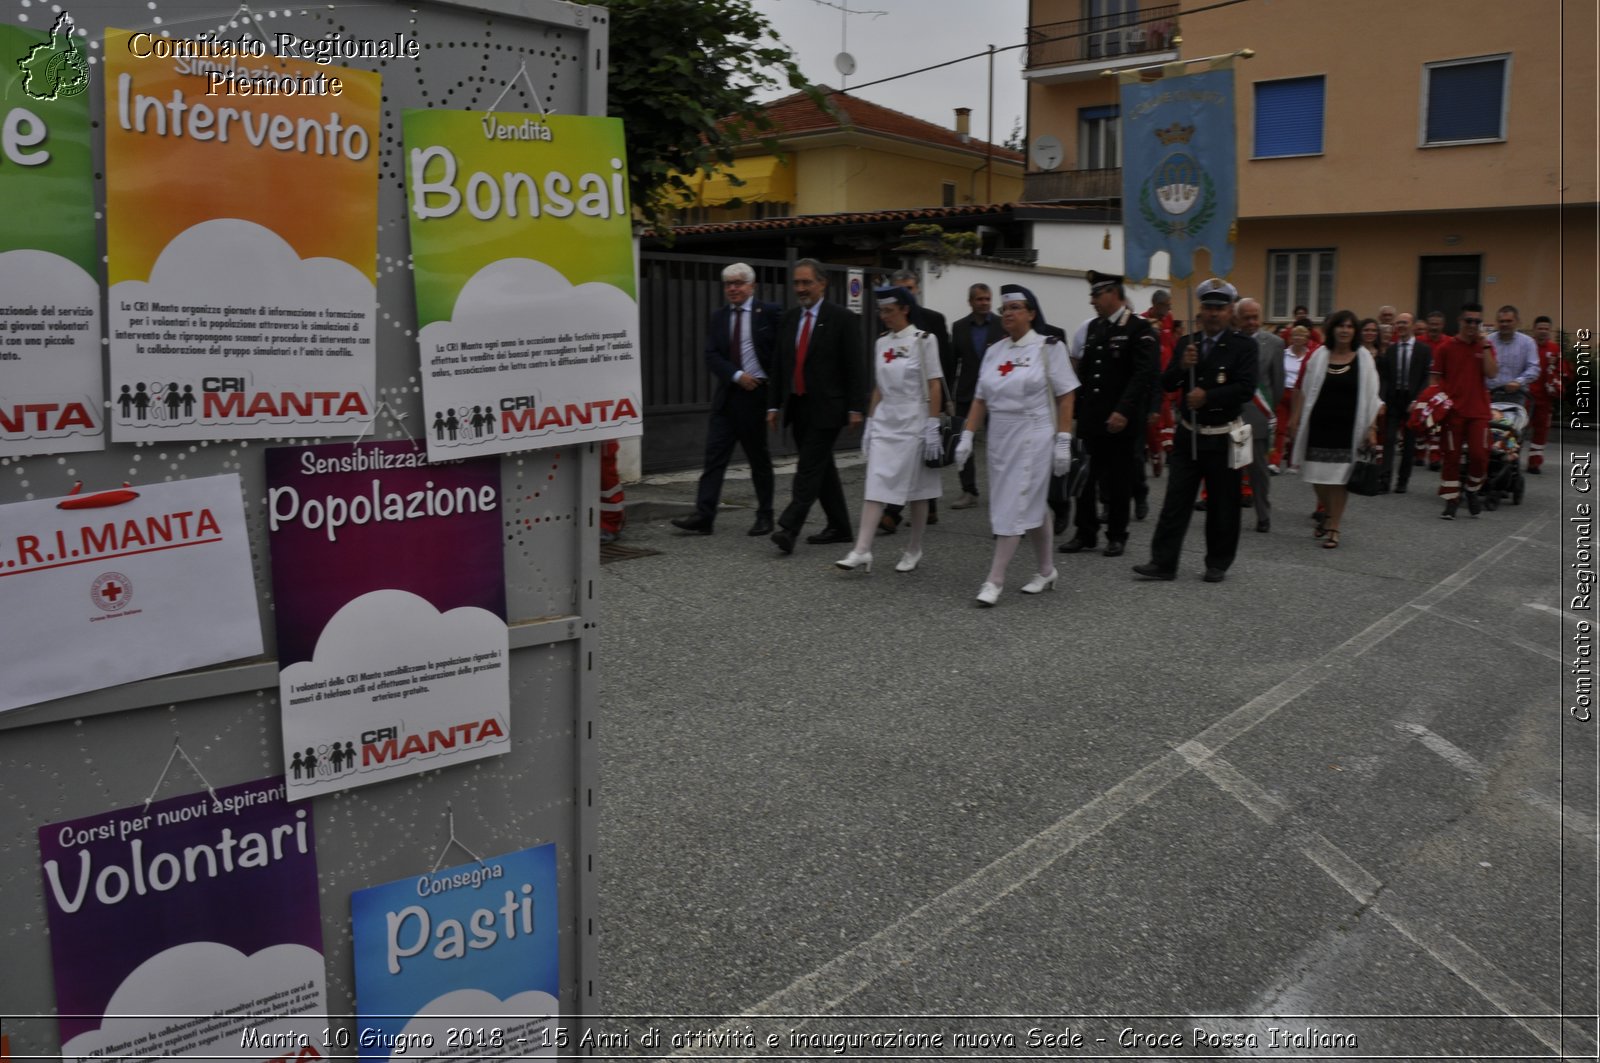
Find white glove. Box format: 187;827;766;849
923;417;944;463
1052;432;1073;477
954;429;975;468
860;418;874;462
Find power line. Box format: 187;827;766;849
819;0;1255;99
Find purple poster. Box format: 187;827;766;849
267;440;509;800
38;777;325;1062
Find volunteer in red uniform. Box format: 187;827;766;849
1430;303;1498;518
1527;315;1562;474
1142;289;1177;476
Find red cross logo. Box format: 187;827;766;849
102;581;123;602
998;361;1016;376
884;351;896;364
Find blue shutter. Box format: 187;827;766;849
1081;105;1119;122
1254;77;1324;158
1426;59;1506;143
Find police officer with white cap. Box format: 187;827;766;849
1133;278;1258;583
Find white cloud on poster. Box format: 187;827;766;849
60;941;325;1062
396;988;561;1059
417;257;636;365
0;247;99;300
110;217;374;308
281;589;505;686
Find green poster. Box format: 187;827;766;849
403;111;641;460
1;16;103;456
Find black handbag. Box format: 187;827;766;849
1347;447;1382;496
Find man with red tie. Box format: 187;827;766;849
769;259;868;554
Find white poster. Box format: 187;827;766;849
0;474;263;713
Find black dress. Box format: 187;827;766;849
1305;360;1359;477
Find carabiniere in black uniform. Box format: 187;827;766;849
1070;303;1159;553
1144;309;1258;578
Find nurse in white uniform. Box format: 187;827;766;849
954;283;1079;605
836;286;946;574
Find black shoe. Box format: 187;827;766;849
927;501;939;525
1528;465;1543;475
1202;567;1227;583
1135;497;1150;521
1053;512;1071;536
1429;461;1442;471
1441;500;1458;520
1394;484;1408;494
1466;491;1482;516
770;527;796;554
1377;484;1391;494
1059;536;1097;554
1414;458;1426;467
1132;562;1176;581
670;515;713;535
876;513;900;536
806;526;852;545
747;515;774;536
1102;540;1126;558
1194;499;1207;512
1256;519;1271;533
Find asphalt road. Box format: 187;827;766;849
596;441;1596;1060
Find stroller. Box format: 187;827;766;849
1481;400;1528;509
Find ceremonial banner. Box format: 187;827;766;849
104;27;379;441
1119;61;1238;282
351;844;560;1061
38;777;325;1063
266;440;510;800
403;112;641;461
0;475;263;714
1;17;104;457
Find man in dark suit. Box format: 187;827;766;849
769;259;868;554
1059;270;1158;558
1234;296;1285;532
946;283;997;508
879;269;951;534
672;262;781;536
1375;311;1432;493
1133;278;1258;584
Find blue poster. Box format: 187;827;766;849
1119;62;1238;282
351;844;559;1061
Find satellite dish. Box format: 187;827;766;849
834;51;857;76
1031;135;1064;171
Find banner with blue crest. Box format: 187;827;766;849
1119;62;1238;282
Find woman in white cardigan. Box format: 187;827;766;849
1286;309;1384;549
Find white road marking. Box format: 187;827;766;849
1395;722;1599;841
1424;605;1562;661
1180;740;1596;1059
661;514;1552;1060
1524;601;1593;625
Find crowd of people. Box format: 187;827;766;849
673;259;1569;603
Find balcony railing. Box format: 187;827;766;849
1027;5;1179;70
1024;168;1122;203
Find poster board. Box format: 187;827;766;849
0;1;607;1055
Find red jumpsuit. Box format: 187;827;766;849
1143;309;1177;472
1432;337;1494;500
1528;339;1562;470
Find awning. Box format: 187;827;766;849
697;155;796;206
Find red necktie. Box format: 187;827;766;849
730;307;743;373
793;310;813;396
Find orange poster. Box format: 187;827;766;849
103;28;379;440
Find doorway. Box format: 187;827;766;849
1416;255;1481;333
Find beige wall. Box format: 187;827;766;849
1226;207;1595;329
791;144;1023;214
1025;0;1597;214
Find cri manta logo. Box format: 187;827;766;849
90;572;132;612
496;395;639;434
